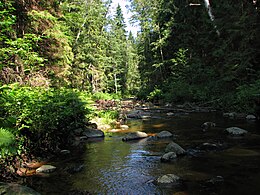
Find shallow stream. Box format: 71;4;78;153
26;110;260;195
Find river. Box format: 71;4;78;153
25;110;260;195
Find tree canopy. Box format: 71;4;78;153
0;0;259;108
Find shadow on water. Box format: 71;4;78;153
26;111;260;195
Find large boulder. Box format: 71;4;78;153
225;127;248;136
156;131;173;138
82;128;105;138
0;182;40;195
165;142;186;155
122;131;148;141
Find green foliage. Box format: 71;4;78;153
1;33;45;67
130;0;259;112
0;84;91;154
96;110;119;125
232;80;260;113
162;80;192;103
92;92;121;101
0;128;17;158
147;87;162;102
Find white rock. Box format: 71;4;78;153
225;127;248;136
166;112;174;116
246;115;256;120
36;165;56;173
120;125;129;130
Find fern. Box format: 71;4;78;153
0;128;17;158
0;128;15;147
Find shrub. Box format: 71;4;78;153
96;110;119;125
0;84;91;155
147;87;162;102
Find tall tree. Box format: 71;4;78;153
62;0;111;91
107;4;128;94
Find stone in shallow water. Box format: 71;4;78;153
120;125;129;130
198;142;226;151
82;128;105;138
156;130;173;138
36;165;56;173
165;142;186;155
246;114;256;120
161;152;177;162
0;182;40;195
225;127;248;136
122;131;148;141
156;174;180;184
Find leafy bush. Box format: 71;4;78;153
0;84;91;155
96;110;119;125
233;79;260;113
162;80;192;103
147;87;162;102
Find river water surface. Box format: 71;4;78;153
27;110;260;195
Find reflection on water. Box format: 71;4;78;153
73;137;163;194
28;112;260;195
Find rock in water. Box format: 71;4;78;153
201;122;216;131
161;152;177;162
82;128;105;138
246;115;256;120
36;165;56;173
120;125;129;130
165;142;186;155
0;182;40;195
156;174;180;184
122;131;148;141
156;131;173;138
225;127;248;136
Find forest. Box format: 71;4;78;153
0;0;259;183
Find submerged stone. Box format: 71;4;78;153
225;127;248;136
156;130;173;138
161;152;177;162
122;131;148;141
156;174;181;184
0;182;40;195
201;122;216;131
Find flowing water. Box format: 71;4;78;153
26;110;260;195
